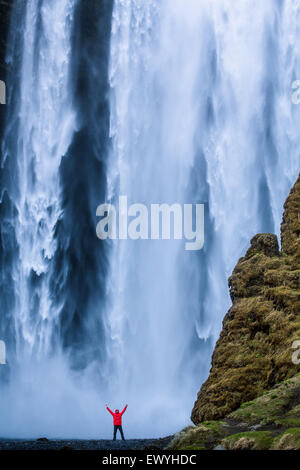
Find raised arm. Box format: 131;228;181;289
121;404;128;416
106;405;114;416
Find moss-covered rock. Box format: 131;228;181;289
167;421;226;450
272;428;300;450
222;431;274;450
229;374;300;425
168;374;300;450
191;174;300;424
281;176;300;261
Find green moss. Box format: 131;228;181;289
276;418;300;427
167;421;226;450
272;428;300;450
201;420;224;431
240;401;255;409
181;445;206;451
229;375;300;425
222;431;273;450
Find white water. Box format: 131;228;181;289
13;0;77;358
0;0;80;438
0;0;299;438
105;0;300;437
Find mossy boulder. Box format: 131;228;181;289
272;428;300;450
245;233;279;260
167;421;226;450
222;431;274;450
170;373;300;451
229;374;300;425
191;174;300;424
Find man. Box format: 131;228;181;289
106;404;128;441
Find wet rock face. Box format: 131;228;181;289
0;0;13;74
191;174;300;425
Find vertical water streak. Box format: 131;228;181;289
0;0;82;438
12;0;77;359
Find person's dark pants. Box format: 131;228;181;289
113;425;125;440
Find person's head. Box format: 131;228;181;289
115;409;119;414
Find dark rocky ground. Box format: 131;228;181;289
0;435;174;451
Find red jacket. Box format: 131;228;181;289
106;405;127;426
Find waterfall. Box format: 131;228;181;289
105;0;300;436
0;0;299;438
14;0;77;358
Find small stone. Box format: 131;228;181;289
250;424;262;431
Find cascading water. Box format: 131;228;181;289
14;0;77;359
105;0;300;436
0;0;299;438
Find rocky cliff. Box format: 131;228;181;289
191;173;300;424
